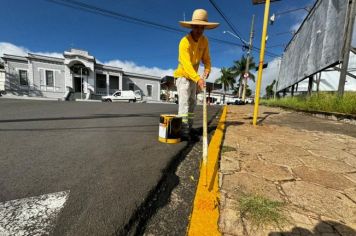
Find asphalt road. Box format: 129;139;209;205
0;99;221;236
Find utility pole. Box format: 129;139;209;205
242;15;255;102
338;0;356;96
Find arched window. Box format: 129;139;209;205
70;63;89;75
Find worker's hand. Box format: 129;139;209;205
197;78;206;91
202;72;209;81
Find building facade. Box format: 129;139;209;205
0;62;5;92
1;49;161;101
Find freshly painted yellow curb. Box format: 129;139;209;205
187;106;227;236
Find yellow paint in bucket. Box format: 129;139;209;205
158;114;182;144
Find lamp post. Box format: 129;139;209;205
242;15;255;102
252;0;278;126
222;30;249;98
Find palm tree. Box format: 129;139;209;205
215;67;235;104
230;55;256;98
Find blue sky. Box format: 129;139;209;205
0;0;315;88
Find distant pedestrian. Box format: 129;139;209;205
174;9;219;141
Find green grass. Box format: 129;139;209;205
261;92;356;115
239;194;287;229
221;145;237;153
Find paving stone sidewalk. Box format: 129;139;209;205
219;105;356;236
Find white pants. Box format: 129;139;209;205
176;77;196;133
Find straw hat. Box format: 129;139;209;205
179;9;219;30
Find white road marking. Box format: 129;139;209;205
0;191;69;236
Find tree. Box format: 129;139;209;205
215;67;235;104
230;55;256;97
265;80;276;99
232;87;239;95
245;84;252;97
234;84;252;97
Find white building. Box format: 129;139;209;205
1;49;161;101
0;62;5;92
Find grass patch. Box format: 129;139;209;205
261;92;356;115
221;145;237;153
239;194;287;229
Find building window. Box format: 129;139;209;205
96;74;106;88
128;83;135;91
46;70;54;87
19;70;28;86
109;75;119;90
147;84;152;97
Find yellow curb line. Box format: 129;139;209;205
187;105;227;236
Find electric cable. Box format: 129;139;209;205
207;0;279;57
46;0;279;58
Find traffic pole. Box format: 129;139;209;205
253;0;270;126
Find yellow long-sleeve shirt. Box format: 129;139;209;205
173;34;211;83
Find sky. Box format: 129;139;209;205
0;0;344;95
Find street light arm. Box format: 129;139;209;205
275;6;310;16
223;31;249;45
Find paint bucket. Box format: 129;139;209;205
158;114;182;144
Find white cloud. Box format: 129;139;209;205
290;22;302;33
105;59;175;78
0;42;64;58
105;59;222;82
1;42;222;82
0;42;29;57
36;52;64;58
248;57;281;96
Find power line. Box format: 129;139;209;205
46;0;279;58
47;0;183;34
207;0;279;58
46;0;251;49
208;0;246;45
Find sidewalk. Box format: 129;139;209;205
219;105;356;236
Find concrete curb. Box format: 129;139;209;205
187;106;227;236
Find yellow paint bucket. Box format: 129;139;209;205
158;114;182;144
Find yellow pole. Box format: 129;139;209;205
253;0;270;126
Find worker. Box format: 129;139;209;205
174;9;219;141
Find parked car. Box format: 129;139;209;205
102;90;141;102
234;99;245;105
134;90;143;102
245;97;254;104
226;97;240;105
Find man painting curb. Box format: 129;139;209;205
174;9;219;141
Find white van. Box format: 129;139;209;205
102;90;142;102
